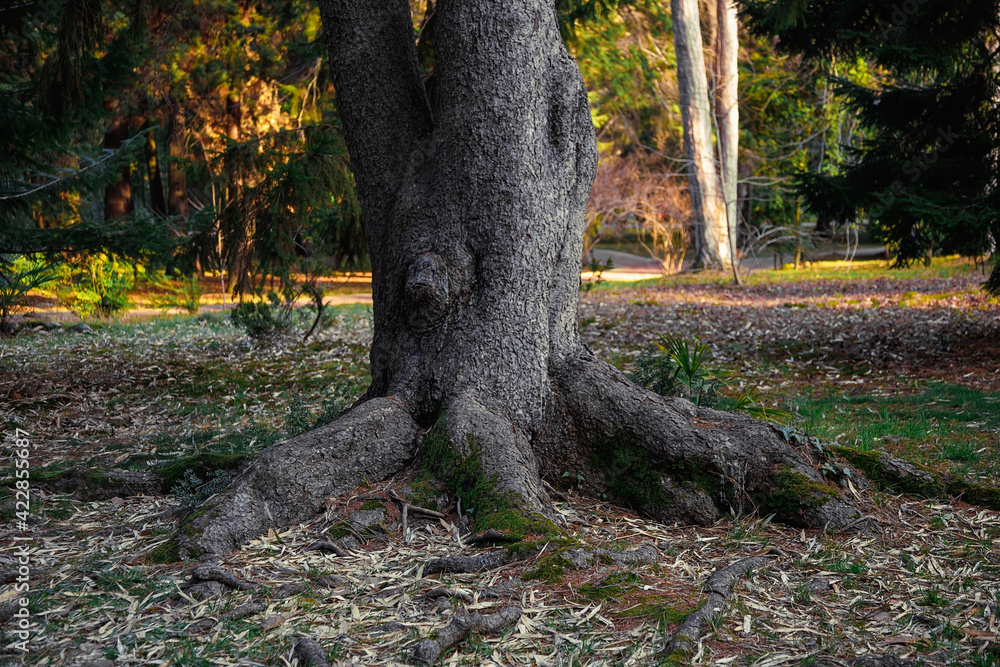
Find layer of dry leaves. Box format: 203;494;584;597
1;262;999;666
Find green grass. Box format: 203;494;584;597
791;381;1000;482
581;255;986;292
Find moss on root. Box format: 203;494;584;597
147;539;181;564
578;572;642;602
766;468;840;519
522;551;574;584
614;597;697;626
831;445;1000;510
420;417;560;541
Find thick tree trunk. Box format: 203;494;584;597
672;0;730;268
103;102;133;221
715;0;739;255
144;122;167;217
167;108;189;220
177;0;857;558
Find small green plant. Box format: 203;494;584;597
230;292;293;340
150;270;204;314
632;333;721;406
919;586;948;608
60;253;139;317
582;254;614;292
0;254;60;334
173;469;230;508
792;584;812;604
829;557;864;575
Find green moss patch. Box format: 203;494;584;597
614;597;698;627
522;552;574;584
579;572;641;602
766;467;839;519
831;445;1000;510
588;437;671;511
420;419;560;541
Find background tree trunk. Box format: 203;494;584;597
177;0;857;558
672;0;730;268
144;122;167;217
166;108;189;220
715;0;739;257
103;101;133;221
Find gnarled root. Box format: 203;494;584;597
412;606;522;664
542;352;861;530
176;397;421;557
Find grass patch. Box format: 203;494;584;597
792;382;1000;483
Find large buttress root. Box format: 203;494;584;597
542;352;861;529
423;394;554;535
176;397;421;557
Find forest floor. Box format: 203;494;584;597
1;257;999;666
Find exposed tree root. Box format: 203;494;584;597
29;467;161;501
661;553;774;658
831;446;1000;510
176;397;421;557
182;562;255;600
411;606;522;664
185;602;267;635
305;539;354;557
543;352;862;529
293;636;331;667
424;548;531;575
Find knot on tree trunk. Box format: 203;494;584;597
405;252;450;333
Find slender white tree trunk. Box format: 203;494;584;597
672;0;730;268
715;0;739;259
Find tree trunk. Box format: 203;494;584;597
144;122;167;217
103;102;133;221
715;0;739;257
177;0;857;558
672;0;730;268
167;108;189;220
223;93;252;295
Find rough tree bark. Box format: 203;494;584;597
672;0;730;268
177;0;857;558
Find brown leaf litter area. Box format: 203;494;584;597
581;272;1000;392
1;268;998;665
3;478;1000;666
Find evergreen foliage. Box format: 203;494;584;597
741;0;1000;290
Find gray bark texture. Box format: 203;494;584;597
176;0;858;558
672;0;730;268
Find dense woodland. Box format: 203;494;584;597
3;0;996;309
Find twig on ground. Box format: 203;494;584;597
662;553;773;657
412;606;522;664
306;540;352;557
